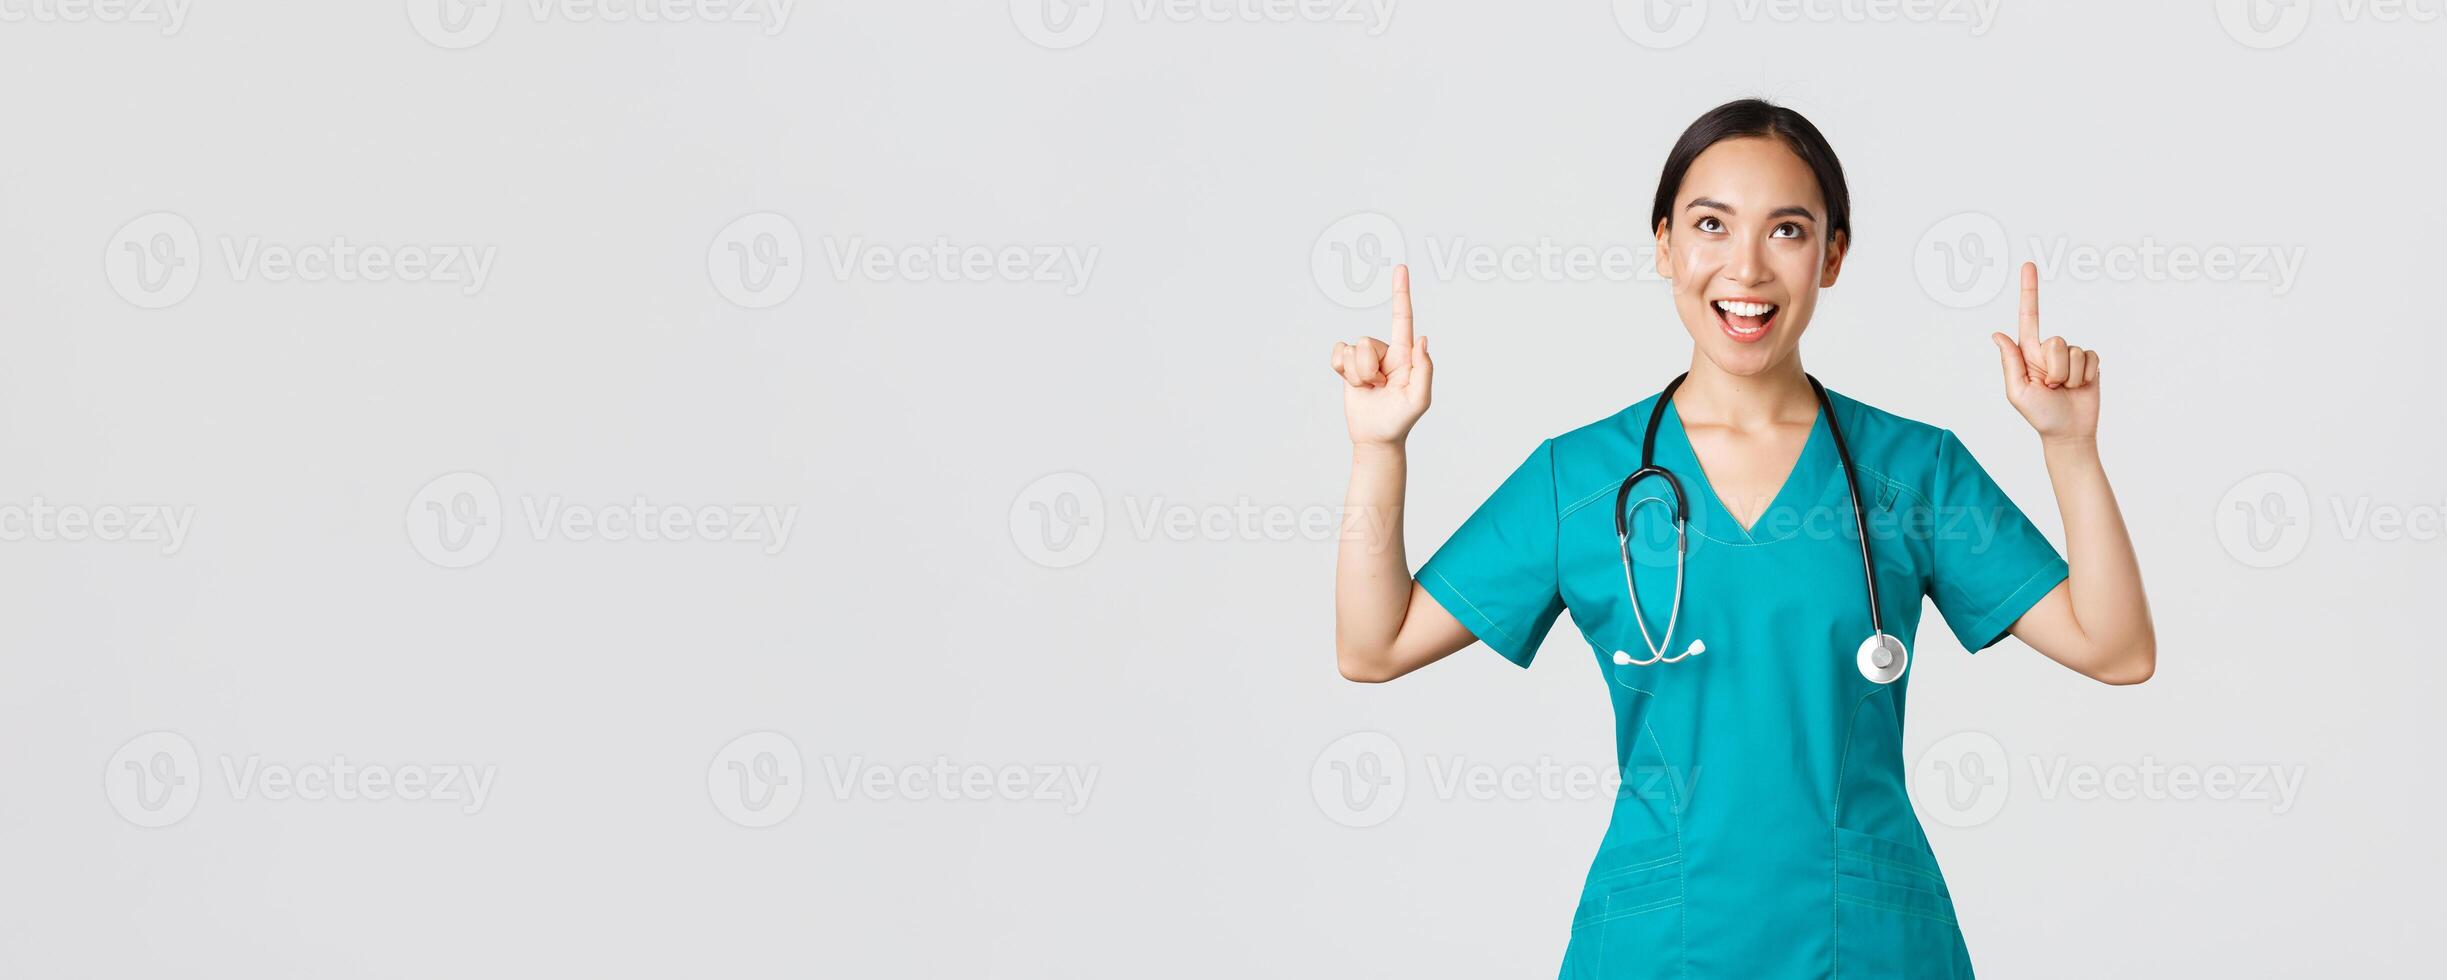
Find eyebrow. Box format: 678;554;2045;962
1685;197;1819;222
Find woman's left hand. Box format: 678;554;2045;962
1990;261;2101;442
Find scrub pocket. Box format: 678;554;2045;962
1831;826;1974;979
1561;832;1685;980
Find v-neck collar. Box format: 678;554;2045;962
1654;393;1842;545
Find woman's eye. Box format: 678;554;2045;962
1696;216;1724;233
1772;222;1804;239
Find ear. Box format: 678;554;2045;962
1653;218;1677;281
1819;229;1848;288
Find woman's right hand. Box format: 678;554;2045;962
1328;264;1434;447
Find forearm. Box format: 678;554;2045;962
1334;443;1413;670
2040;435;2156;678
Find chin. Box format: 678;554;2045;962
1701;346;1783;377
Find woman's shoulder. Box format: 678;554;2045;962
1818;386;1966;501
1544;393;1665;463
1526;395;1668;514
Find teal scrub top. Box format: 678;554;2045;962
1416;386;2068;980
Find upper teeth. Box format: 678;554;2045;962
1716;300;1775;317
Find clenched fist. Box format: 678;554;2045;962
1329;264;1434;447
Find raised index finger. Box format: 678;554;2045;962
2017;261;2041;352
1390;264;1414;347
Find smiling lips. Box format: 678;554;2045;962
1713;298;1778;343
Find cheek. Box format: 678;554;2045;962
1670;245;1726;287
1777;243;1826;279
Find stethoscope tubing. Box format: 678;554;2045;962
1611;372;1888;672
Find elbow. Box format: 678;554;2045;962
1335;645;1396;684
2093;637;2156;686
1339;663;1395;684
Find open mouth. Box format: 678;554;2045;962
1712;298;1778;343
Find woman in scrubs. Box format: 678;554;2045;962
1326;99;2156;979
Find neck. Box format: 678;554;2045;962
1675;352;1815;429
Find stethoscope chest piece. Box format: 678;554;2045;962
1856;633;1908;685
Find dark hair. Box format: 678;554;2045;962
1649;99;1851;246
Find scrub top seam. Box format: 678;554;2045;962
1959;558;2070;653
1560;471;1850;550
1829;686;1881;980
1545;439;1563;630
1639;717;1692;980
1683;474;1846;548
1559;481;1619;522
1425;569;1518;648
1666;397;1836;547
1849;462;1926;510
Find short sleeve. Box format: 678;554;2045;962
1927;430;2070;652
1415;440;1567;668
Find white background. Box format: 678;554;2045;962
2;1;2439;976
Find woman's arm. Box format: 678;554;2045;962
1329;266;1476;683
1988;262;2157;685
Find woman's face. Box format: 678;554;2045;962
1653;136;1847;378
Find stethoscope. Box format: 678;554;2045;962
1610;372;1910;685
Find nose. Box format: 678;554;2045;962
1723;231;1771;287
